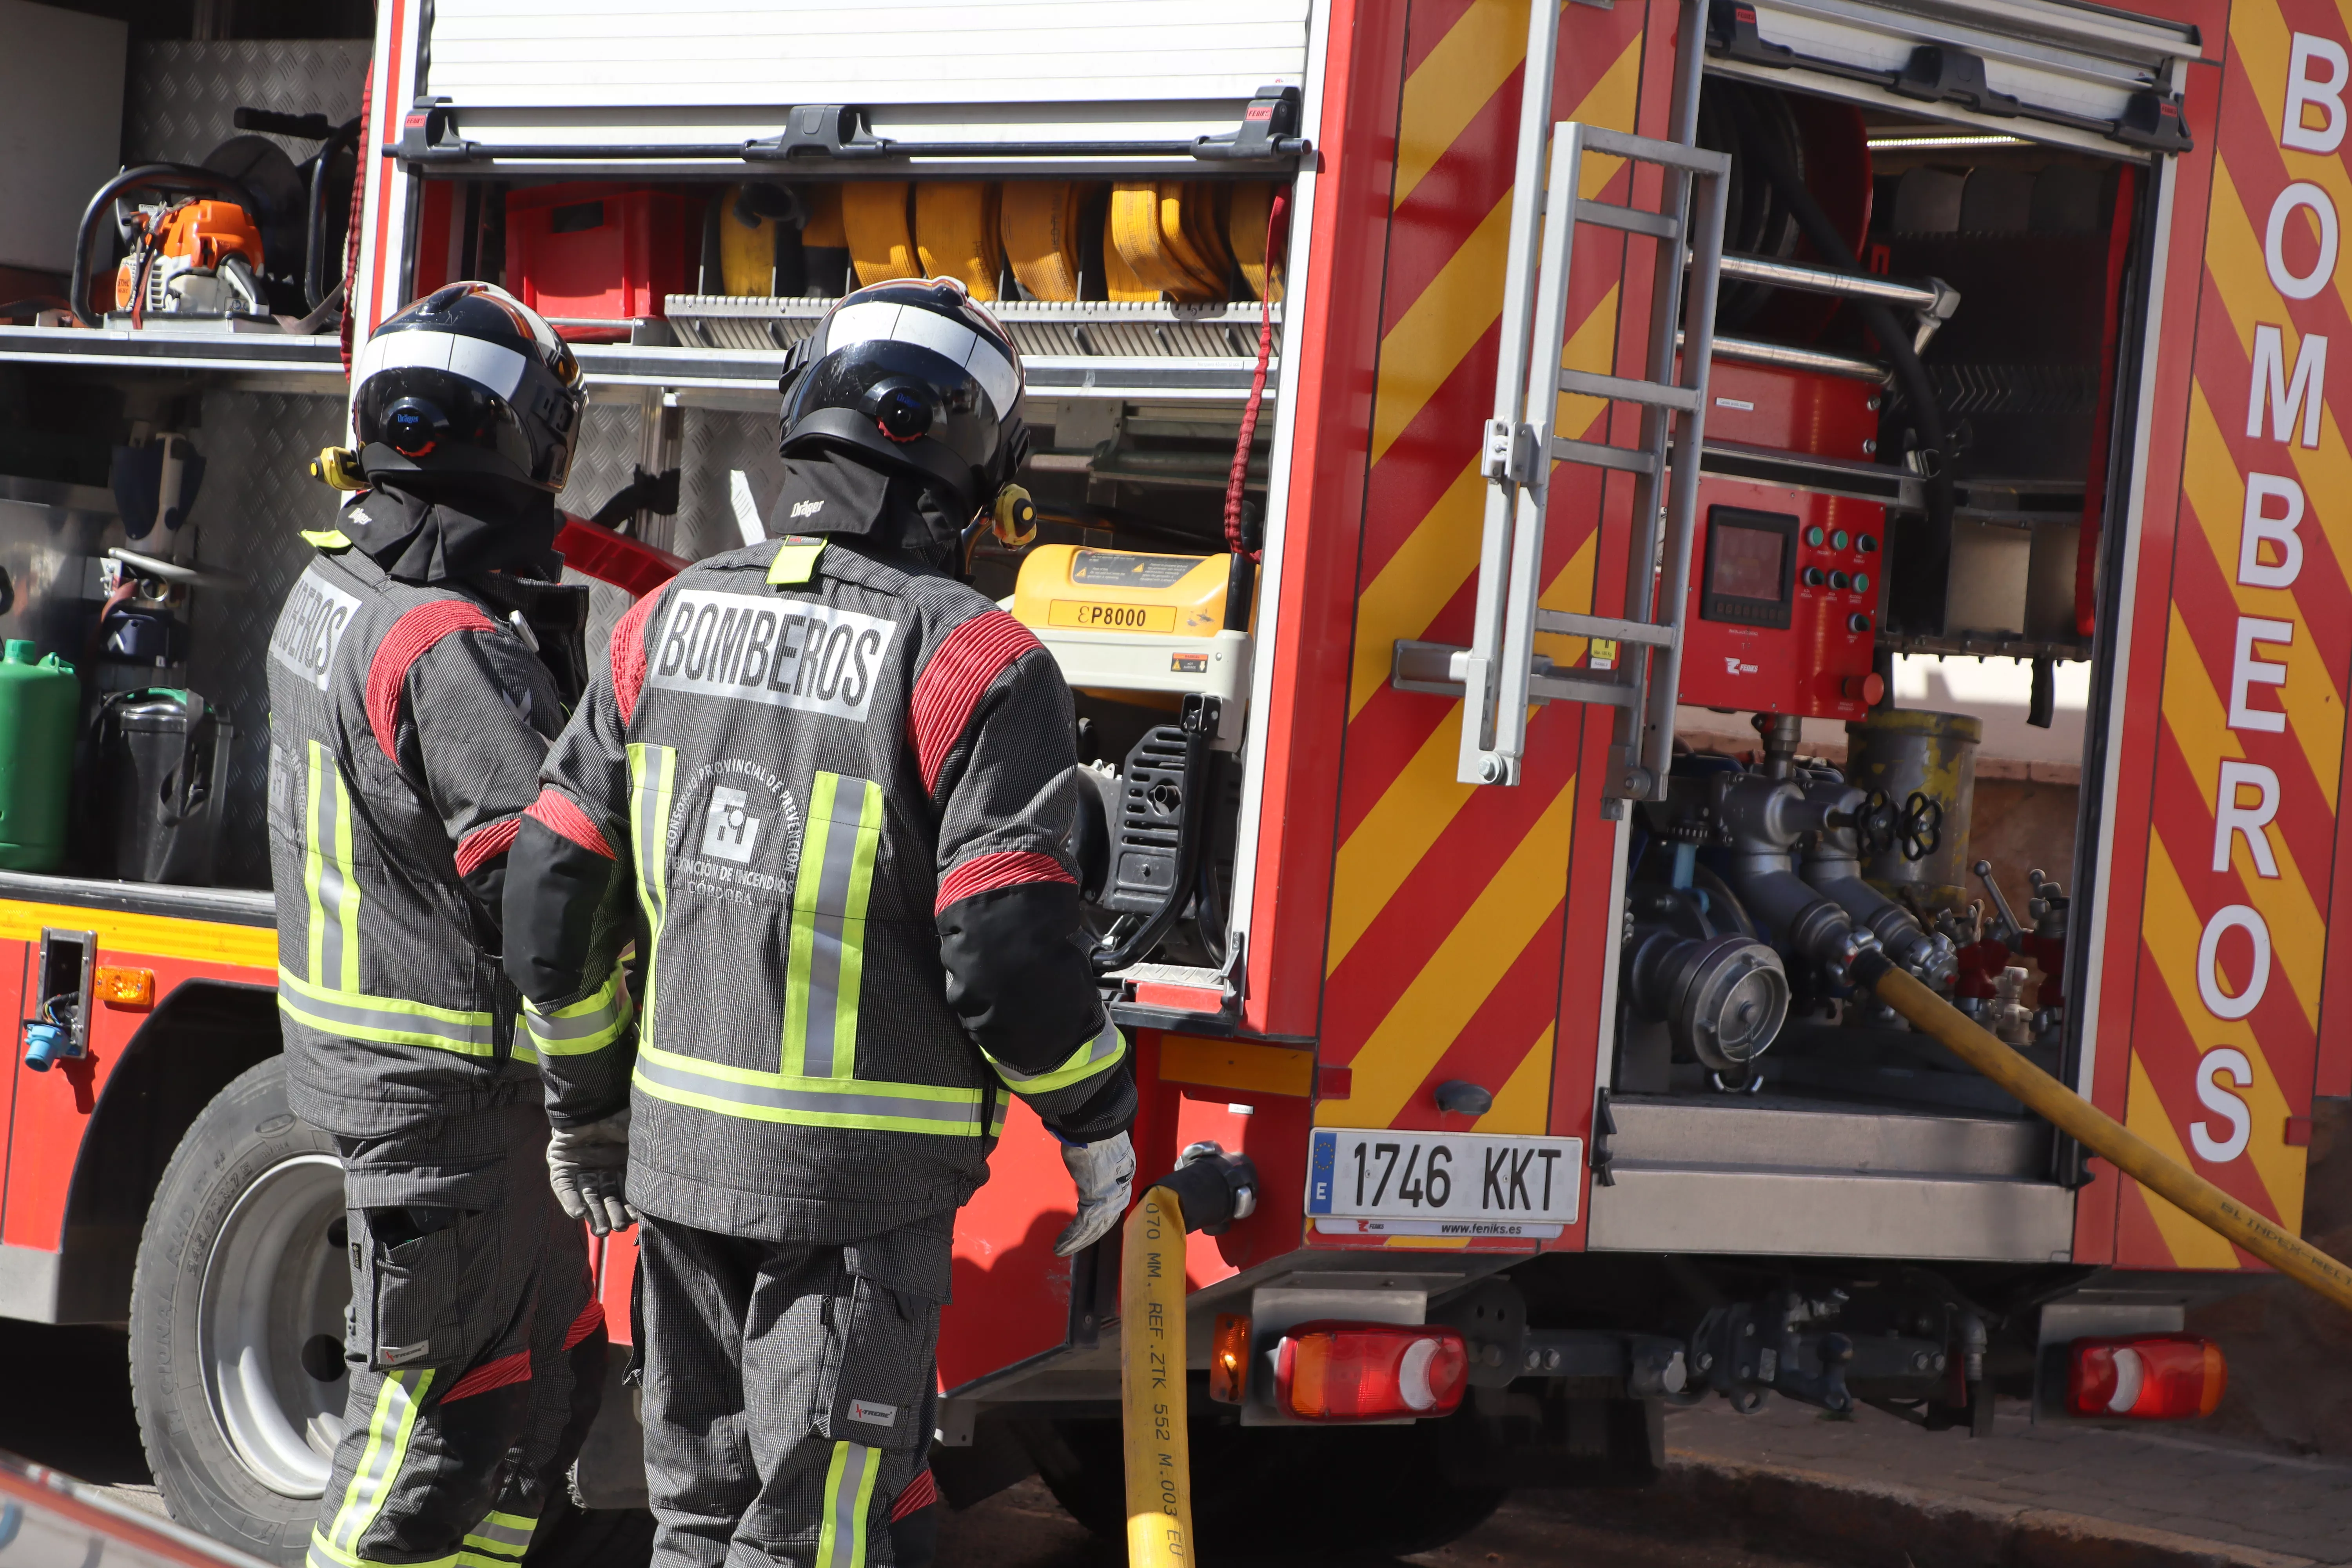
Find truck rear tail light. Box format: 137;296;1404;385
1209;1313;1250;1405
1272;1320;1467;1421
2067;1336;2226;1419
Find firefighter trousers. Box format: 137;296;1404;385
634;1211;953;1568
310;1094;607;1568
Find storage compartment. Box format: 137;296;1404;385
1632;71;2147;1123
504;183;702;332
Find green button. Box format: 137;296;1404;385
1805;526;1825;547
1831;529;1850;550
1854;572;1871;593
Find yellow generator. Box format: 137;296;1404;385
1009;544;1251;748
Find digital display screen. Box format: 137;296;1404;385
1699;506;1798;631
1710;523;1786;603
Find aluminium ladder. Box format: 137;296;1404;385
1394;0;1729;808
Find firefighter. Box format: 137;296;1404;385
502;276;1136;1568
265;281;605;1568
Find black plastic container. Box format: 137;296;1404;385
98;688;233;884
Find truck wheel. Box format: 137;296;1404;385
128;1057;654;1568
130;1057;350;1564
1027;1411;1508;1558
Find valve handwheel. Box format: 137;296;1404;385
1857;789;1899;857
1900;792;1943;863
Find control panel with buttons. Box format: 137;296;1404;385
1676;477;1887;721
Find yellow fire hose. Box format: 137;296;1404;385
1855;952;2352;1314
1120;1185;1196;1568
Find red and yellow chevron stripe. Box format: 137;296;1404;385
2116;0;2352;1269
1312;0;1656;1249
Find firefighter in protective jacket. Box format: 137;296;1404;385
502;278;1136;1568
265;282;605;1568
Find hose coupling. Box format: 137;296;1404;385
1156;1141;1259;1236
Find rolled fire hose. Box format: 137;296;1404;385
915;182;1004;299
842;181;919;286
1111;183;1225;302
1851;951;2352;1314
718;185;777;298
1120;1147;1257;1568
1227;182;1284;303
1102;215;1158;302
1002;180;1088;302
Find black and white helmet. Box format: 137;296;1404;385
351;281;586;494
779;278;1027;517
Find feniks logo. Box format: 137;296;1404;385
700;785;761;863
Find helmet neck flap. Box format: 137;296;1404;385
345;476;561;584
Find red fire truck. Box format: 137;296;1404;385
0;0;2332;1556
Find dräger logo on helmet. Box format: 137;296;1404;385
268;568;363;691
649;589;897;722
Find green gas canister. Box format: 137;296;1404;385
0;641;79;871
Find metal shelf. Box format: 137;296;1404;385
1876;632;2093;663
0;324;345;382
0;319;1278;406
1700;439;2085;525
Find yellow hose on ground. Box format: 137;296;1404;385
1121;1186;1195;1568
1860;958;2352;1314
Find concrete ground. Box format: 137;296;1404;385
1655;1396;2352;1567
11;1316;2352;1566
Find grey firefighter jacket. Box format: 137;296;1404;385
265;535;568;1138
501;523;1135;1244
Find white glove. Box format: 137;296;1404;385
547;1109;636;1236
1054;1131;1136;1257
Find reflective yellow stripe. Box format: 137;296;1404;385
986;1017;1125;1095
816;1441;878;1568
523;969;635;1056
303;740;362;991
635;1041;989;1135
626;744;676;1046
324;1368;433;1555
278;968;498;1055
459;1507;538;1563
784;773;883;1080
309;1535;460;1568
768;537;827;585
302;528;354;549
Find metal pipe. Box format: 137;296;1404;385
1718;252;1943;312
1706;333;1891;384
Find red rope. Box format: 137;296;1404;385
340;64;374;376
1222;187;1290;562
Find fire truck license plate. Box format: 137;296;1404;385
1305;1129;1582;1238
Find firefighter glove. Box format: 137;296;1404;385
1054;1129;1136;1256
547;1108;635;1236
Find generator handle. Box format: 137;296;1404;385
1090;695;1220;977
69;164;260;327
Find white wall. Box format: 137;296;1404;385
1678;654;2091;769
0;0;127;274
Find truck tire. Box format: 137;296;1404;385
129;1057;653;1567
1026;1410;1508;1557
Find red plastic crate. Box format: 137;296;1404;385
505;183;699;336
